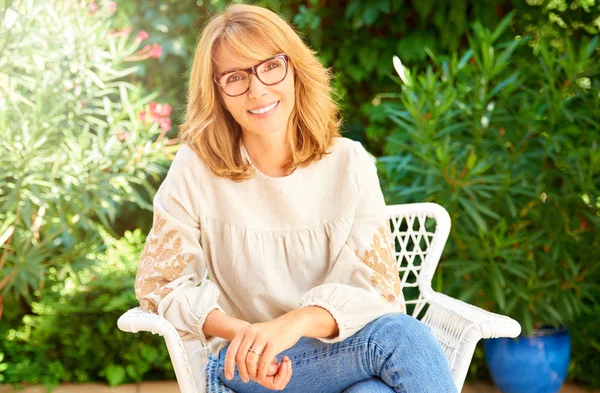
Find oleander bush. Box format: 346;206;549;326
376;10;600;382
0;0;174;315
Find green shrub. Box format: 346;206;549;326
567;303;600;389
0;0;173;308
112;0;600;149
112;0;508;144
378;12;600;336
0;228;173;387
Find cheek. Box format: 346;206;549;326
218;93;231;113
222;97;243;116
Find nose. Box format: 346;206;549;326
247;74;268;99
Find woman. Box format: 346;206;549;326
134;3;457;393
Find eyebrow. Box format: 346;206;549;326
219;64;250;76
215;54;283;77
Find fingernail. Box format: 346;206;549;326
226;373;232;380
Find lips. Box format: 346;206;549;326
247;101;279;114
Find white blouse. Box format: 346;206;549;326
134;136;406;364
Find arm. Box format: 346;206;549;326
203;308;252;341
282;306;339;340
135;145;225;344
296;141;406;343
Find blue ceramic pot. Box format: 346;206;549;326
484;327;571;393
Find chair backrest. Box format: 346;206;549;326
386;202;451;319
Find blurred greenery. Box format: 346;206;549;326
0;228;174;387
0;0;174;311
110;0;600;146
0;0;599;389
377;10;600;387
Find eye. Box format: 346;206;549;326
261;60;283;72
225;72;246;84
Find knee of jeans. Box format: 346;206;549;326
370;313;435;346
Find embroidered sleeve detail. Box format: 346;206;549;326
355;226;402;303
135;210;196;313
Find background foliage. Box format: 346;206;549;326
0;228;174;387
0;0;174;316
0;0;598;389
379;12;600;335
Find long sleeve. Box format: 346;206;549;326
299;141;406;343
134;145;224;344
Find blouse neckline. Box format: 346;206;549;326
240;143;299;183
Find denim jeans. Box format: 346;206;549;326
205;313;458;393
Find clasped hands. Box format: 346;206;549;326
224;316;303;390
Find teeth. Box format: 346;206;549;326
249;101;278;114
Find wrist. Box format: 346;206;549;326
282;306;337;339
203;308;251;342
279;308;310;337
229;317;251;340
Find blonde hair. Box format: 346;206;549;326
179;3;342;181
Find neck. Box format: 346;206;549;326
242;132;292;177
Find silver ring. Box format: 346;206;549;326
248;348;262;355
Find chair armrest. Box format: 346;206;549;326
420;291;521;392
117;306;179;336
117;307;200;393
423;291;521;340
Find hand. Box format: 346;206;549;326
265;357;284;377
224;316;302;390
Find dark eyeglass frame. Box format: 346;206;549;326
213;53;289;97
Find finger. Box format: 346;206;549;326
259;357;284;390
236;334;255;383
266;357;280;377
282;357;293;387
224;333;243;380
247;336;267;380
267;362;279;376
281;357;293;388
256;342;276;382
273;356;292;390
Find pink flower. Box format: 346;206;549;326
88;2;99;15
149;43;162;59
139;101;172;131
108;26;133;37
117;131;130;142
107;1;117;13
135;30;149;42
158;117;172;131
150;102;172;117
130;43;163;62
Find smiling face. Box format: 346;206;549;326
213;41;295;140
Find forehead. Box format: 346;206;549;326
212;40;277;74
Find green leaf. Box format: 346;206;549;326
491;276;506;310
140;346;159;362
490;10;516;44
104;364;126;386
458;196;488;232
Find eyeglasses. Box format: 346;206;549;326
213;53;289;97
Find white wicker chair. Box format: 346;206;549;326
118;202;521;393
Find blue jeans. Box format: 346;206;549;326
205;313;458;393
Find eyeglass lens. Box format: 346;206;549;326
218;57;287;96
